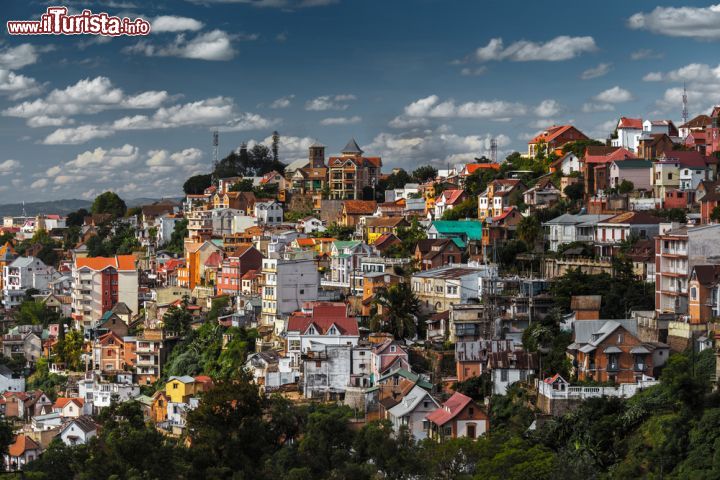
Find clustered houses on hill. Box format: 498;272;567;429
3;107;720;471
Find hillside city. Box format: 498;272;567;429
0;108;718;478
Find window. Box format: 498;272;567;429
500;369;508;382
691;287;698;300
173;383;178;389
466;424;476;439
617;333;624;344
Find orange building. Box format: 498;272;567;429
688;265;720;324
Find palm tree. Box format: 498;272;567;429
369;283;421;340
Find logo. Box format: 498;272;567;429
7;7;151;36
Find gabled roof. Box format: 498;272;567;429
425;392;474;426
53;397;84;410
487;351;538;370
461;163;500;175
111;302;132;315
585;147;637;165
61;415;97;435
387;384;439;418
76;255;136;271
691;264;720;287
657;150;717;168
617;117;643;129
287;302;359;336
168;375;196;384
437;189;466;205
377;368;433;390
8;435;40;456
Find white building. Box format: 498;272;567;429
157;214;182;246
58;415;97;446
77;374;140;412
487;351;537;395
302;343;353;399
0;366;24;393
260;251;321;331
2;256;56;309
286;302;360;367
611;117;643;152
387;384;439;440
297;217;326;234
543;213;613;252
552;152;582;175
255;200;283;225
325;240;373;293
411;264;482;312
384;184;420;202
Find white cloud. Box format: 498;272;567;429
0;44;40;70
0;69;43;100
113;96;234;130
474;36;597;62
218;112;279;132
460;67;487;76
364;127;512;169
631;49;663;60
589;119;619;139
151;16;204;33
0;160;20;173
401;94;527;119
581;62;612;80
305;94;357;111
628;4;720;40
320;115;362;125
643;72;663;82
243;135;316;165
146;147;204;172
30;179;48;189
593;86;633;103
270;95;294;109
582;103;615;113
534;99;562;117
66;144;140;169
45;166;62;177
3;76;169;126
642;63;720;113
42;125;114;145
124;29;237;61
26;116;73;128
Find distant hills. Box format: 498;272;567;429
0;197;183;217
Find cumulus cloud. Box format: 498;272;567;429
460;67;487;76
320;115;362;126
151;16;204;33
474;36;597;62
146;147;203;173
30;179;48;189
0;160;20;173
218;112;279;132
400;94;527;119
581;62;612;80
270;95;294;109
0;69;43;100
0;44;40;70
124;29;237;61
534;99;562;117
593;86;633;103
42;125;114;145
628;4;720;40
3;76;168;126
305;94;357;111
648;63;720;112
363;127;512;169
65;144;140;170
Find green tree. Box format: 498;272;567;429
710;205;720;223
517;214;541;248
618;179;634;194
66;208;88;227
55;329;84;371
320;223;354;241
272;130;280;163
229;178;254;192
91;191;127;218
162;305;193;335
183;174;212;194
16;300;60;327
442;197;477;220
370;282;421;339
412;165;438;183
563;182;584;202
164;218;188;254
385;169;413;190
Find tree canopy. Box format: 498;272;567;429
91;191;127;218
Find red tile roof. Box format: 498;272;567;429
287;302;359;336
343;200;377;215
585;147;637;165
76;255;136;271
462;163;500;175
618;117;643;129
658;150;716;168
8;435;39;457
53;397;84;409
426;392;473;426
437;189;466;205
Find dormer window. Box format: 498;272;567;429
390;345;396;353
328;326;337;335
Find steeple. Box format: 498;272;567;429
341;138;363;155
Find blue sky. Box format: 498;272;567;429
1;0;719;202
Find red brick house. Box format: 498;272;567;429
414;239;463;270
527;125;589;157
426;392;489;441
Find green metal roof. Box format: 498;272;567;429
333;240;361;249
377;368;433;390
431;220;482;240
613;160;653;169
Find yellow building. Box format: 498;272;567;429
165;376;201;404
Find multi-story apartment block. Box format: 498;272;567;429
254;200;283;225
543;214;613;252
216;245;263;296
71;255;138;330
2;257;56;309
327;138;382;200
477;179;525;219
655;223;720;315
411;265;481;312
324;240;373;294
260;250;320;332
135;329;169;385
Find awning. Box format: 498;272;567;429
566;342;581;350
630;346;651;354
603;346;622;354
579;344;596;353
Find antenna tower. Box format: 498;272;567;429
682;83;689;127
490;138;498;163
